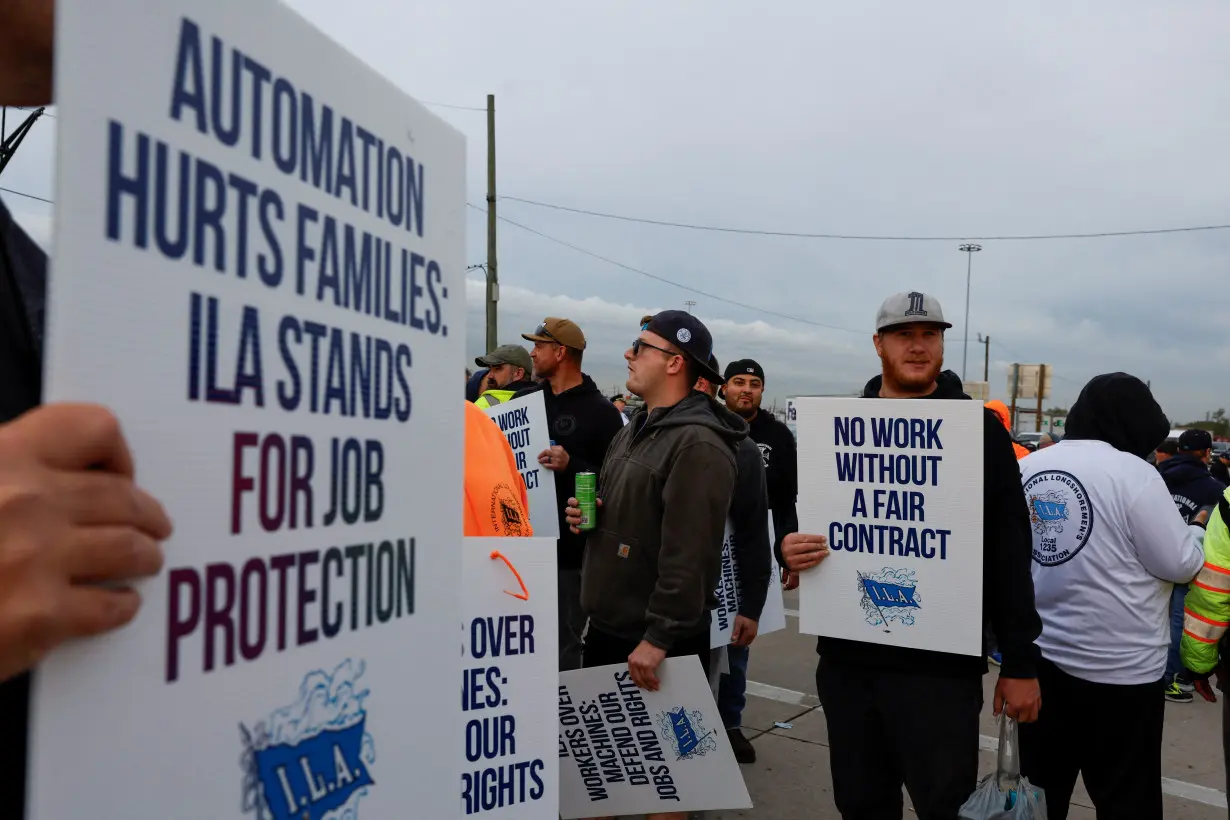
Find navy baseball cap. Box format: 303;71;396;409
724;358;765;383
1179;429;1214;452
640;310;725;384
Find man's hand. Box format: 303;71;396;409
731;615;759;647
565;496;603;535
782;569;799;591
994;676;1042;723
0;404;173;683
781;532;829;573
538;445;571;473
628;640;668;691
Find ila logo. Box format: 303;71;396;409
857;568;921;631
241;659;376;820
904;292;928;317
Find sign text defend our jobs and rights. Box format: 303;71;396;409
101;17;452;684
827;416;954;561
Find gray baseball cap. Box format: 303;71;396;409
475;344;533;374
875;291;953;332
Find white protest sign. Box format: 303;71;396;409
483;392;560;539
31;1;466;818
795;398;984;655
710;518;786;649
461;537;558;818
558;657;752;819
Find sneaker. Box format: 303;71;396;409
987;652;1002;667
1175;674;1196;693
1165;682;1194;703
727;728;756;764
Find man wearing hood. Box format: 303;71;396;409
1158;428;1226;702
515;318;624;671
781;291;1042;820
1017;373;1207;819
986;400;1030;459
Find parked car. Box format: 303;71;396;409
1017;431;1044;451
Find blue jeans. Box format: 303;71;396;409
1167;583;1188;681
718;644;750;730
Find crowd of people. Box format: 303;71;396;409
463;291;1230;820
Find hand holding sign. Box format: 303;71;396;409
730;615;758;647
0;404;172;683
781;532;830;573
628;639;667;691
538;444;570;472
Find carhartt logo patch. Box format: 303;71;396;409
617;544;631;559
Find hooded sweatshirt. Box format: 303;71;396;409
730;435;772;620
581;392;747;649
514;375;625;570
986;400;1030;460
1021;373;1205;684
815;370;1042;680
1158;453;1227;524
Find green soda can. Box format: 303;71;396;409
575;472;598;531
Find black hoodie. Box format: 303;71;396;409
1064;372;1169;460
514;375;625;569
1159;454;1227;524
814;370;1042;680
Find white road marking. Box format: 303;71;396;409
748;679;1228;809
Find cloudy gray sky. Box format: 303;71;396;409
5;0;1229;423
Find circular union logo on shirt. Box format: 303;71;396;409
1022;470;1094;567
489;483;527;537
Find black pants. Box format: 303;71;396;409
582;626;712;680
1019;658;1165;820
816;658;982;820
1224;689;1230;820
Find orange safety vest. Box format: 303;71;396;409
464;402;534;537
986;399;1031;460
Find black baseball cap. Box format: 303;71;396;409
1179;429;1214;452
724;359;765;383
640;310;725;384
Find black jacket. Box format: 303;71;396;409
581;393;743;647
514;376;625;570
1159;454;1227;524
0;198;48;815
815;369;1042;680
747;411;798;559
1213;459;1230;486
730;436;772;620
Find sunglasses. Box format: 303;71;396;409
533;324;558;343
631;338;681;359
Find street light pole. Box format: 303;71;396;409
958;243;982;382
684;300;697;314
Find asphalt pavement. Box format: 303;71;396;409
652;589;1229;819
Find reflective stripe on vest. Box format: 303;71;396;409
1193;562;1230;594
1184;607;1229;644
475;389;516;409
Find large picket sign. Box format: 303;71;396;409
482;391;560;539
558;657;752;818
461;538;558;818
710;519;787;649
29;1;467;817
795;397;984;655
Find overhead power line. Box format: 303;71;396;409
419;100;486;112
500;195;1230;242
466;202;866;335
0;187;52;204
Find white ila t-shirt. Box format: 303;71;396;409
1019;439;1205;685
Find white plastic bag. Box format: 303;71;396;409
958;713;1048;819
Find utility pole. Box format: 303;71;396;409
684;300;696;313
485;94;498;353
1009;363;1020;433
958;244;982;382
1036;365;1047;433
978;333;990;382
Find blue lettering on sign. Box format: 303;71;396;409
254;719;374;820
860;579;920;608
669;709;700;757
